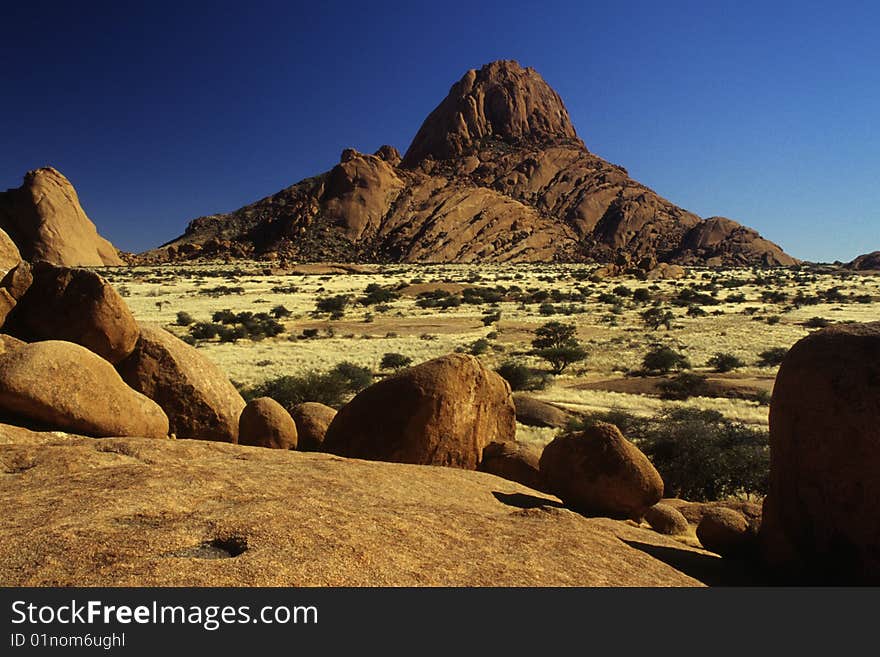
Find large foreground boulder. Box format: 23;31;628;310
0;340;168;438
117;323;246;443
539;422;663;519
0;426;729;586
760;322;880;583
291;402;336;451
4;262;138;363
323;354;516;469
238;397;298;450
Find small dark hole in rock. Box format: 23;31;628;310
165;536;248;559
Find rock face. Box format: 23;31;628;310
238;397;297;450
0;426;734;586
0;167;123;266
3;262;138;364
117;323;246;443
0;341;168;438
539;422;664;519
478;441;546;492
290;402;336;451
0;228;21;274
144;61;795;267
846;251;880;271
323;354;516;469
760;322;880;583
645;503;689;535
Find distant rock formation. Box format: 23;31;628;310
145;60;796;267
846;251;880;270
0;167;123;267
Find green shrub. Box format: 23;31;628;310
757;347;788;367
641;306;675;331
495;361;552;391
658;373;709;400
244;363;373;410
176;311;194;326
642;345;690;374
708;352;745;373
316;295;350;315
469;338;491;356
380;353;413;370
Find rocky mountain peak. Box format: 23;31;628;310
401;60;580;167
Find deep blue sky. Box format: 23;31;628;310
2;0;878;261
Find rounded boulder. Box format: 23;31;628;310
322;354;516;469
0;340;168;438
239;397;298;450
539;422;663;519
291;402;336;451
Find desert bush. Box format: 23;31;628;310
360;283;399;306
658;373;709;400
708;352;745;373
271;304;292;318
804;316;832;328
469;338;491;356
176;311;194;326
632;288;652;303
244;363;372;410
316;295;350;317
757;347;788;367
495;361;552;391
641;306;675;331
380;352;413;370
642;345;690;374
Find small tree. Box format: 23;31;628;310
531;321;588;374
495;361;552;391
641;306;675;331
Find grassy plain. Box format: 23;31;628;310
106;262;880;449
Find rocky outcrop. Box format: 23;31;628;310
144;61;796;267
846;251;880;271
539;422;663;519
290;402;336;451
0;167;123;266
760;322;880;583
3;262;138;364
0;228;20;274
323;354;516;469
0;426;733;586
117;323;246;443
238;397;297;450
0;341;168;438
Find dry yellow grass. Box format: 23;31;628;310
109;261;880;444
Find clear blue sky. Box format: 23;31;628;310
2;0;878;261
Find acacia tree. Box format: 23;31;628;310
531;321;588;374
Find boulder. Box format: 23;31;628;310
290;402;336;451
0;167;123;266
1;261;32;300
238;397;298;450
117;323;246;443
512;393;573;428
4;262;138;363
478;441;547;492
0;340;168;438
539;422;663;519
760;322;880;583
697;508;756;558
644;503;689;535
663;498;762;526
0;290;15;329
0;228;20;274
323;354;516;469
